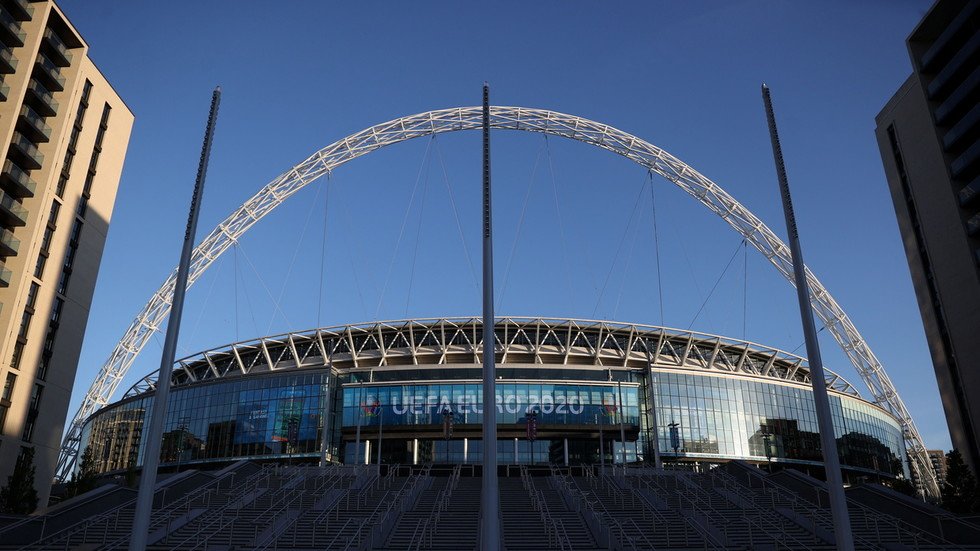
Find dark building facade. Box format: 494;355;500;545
875;0;980;473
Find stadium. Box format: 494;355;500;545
18;103;972;548
79;317;907;482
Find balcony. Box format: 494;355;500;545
0;80;8;102
0;228;19;257
0;190;27;227
41;28;72;67
17;104;51;143
0;10;25;48
0;48;16;74
25;79;57;116
32;54;64;91
0;262;11;288
1;160;35;198
8;131;43;170
5;0;33;22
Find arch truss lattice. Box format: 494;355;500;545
56;106;940;497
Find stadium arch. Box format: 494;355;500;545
55;106;940;497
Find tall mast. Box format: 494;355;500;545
130;87;221;551
480;83;500;551
762;83;853;551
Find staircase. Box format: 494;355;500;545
383;472;480;550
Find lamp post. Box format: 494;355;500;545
525;409;537;465
597;411;605;474
617;381;628;470
761;425;773;472
354;382;363;466
668;421;681;464
376;401;384;471
175;416;190;473
442;407;454;464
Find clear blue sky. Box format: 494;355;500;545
59;1;949;449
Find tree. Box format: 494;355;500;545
942;449;980;514
0;447;39;514
73;446;98;497
125;457;138;488
63;445;99;499
889;477;917;498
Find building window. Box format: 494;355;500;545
56;270;70;295
2;373;15;401
33;253;47;280
21;385;42;442
17;310;32;338
57;80;92;198
34;201;61;281
50;298;64;325
76;103;111;218
36;353;50;382
21;417;35;442
25;283;39;310
9;341;24;370
27;383;41;411
42;333;55;355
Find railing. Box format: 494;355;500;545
17;466;264;550
405;464;460;550
19;104;51;139
8;132;42;168
42;28;73;65
116;465;279;549
522;465;572;551
707;467;945;550
2;159;36;196
27;79;57;113
550;468;632;550
648;469;823;551
158;465;306;550
252;466;354;550
34;54;65;89
617;472;715;549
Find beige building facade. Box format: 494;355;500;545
875;0;980;474
0;0;132;507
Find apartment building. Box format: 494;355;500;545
876;0;980;472
0;0;132;507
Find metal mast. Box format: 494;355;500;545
130;87;221;551
480;83;501;551
762;84;854;551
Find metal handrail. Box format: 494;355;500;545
21;465;263;549
599;473;693;548
707;469;879;550
252;467;349;550
522;466;573;550
147;466;291;549
726;468;937;547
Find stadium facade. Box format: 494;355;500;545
78;318;909;481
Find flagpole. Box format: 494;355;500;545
376;402;383;471
617;382;628;469
354;382;363;465
130;87;220;551
762;83;853;551
599;410;605;474
480;82;500;551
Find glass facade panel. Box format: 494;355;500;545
80;372;329;473
81;364;907;478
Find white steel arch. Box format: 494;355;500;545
56;106;940;497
